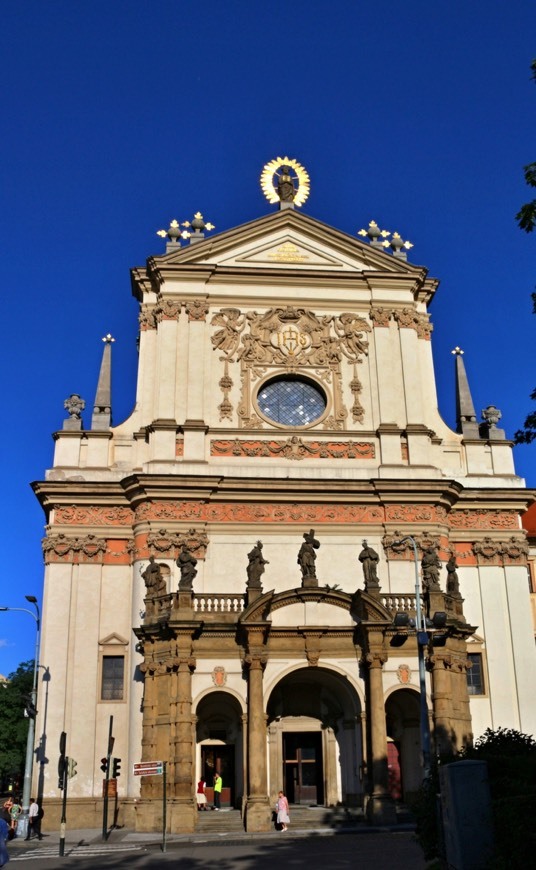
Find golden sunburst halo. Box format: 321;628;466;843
260;157;311;207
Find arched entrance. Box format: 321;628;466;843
385;687;421;801
195;691;244;808
266;667;363;807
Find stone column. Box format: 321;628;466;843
244;655;271;831
169;630;197;833
363;649;397;825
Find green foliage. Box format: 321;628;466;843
412;729;536;868
461;728;536;869
515;59;536;233
0;660;34;790
514;61;536;440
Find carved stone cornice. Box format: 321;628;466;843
53;505;134;526
139;305;157;330
155;299;182;322
449;510;519;531
382;533;441;560
185;299;209;321
210;438;375;460
472;536;529;566
42;532;107;563
146;528;209;559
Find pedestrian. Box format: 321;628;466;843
25;799;42;841
196;779;208;811
8;801;20;835
0;814;10;866
275;790;290;831
213;772;222;810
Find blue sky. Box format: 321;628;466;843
0;1;534;677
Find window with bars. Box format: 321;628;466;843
467;652;485;695
257;377;326;426
101;655;125;700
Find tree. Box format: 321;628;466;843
514;292;536;444
0;660;33;792
514;59;536;444
516;60;536;233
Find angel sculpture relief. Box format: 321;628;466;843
333;313;371;360
210;308;245;358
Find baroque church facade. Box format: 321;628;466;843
33;165;536;831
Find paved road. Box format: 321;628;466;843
6;828;427;869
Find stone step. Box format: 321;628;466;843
193;804;414;834
195;808;245;833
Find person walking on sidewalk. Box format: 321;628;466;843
213;772;222;810
0;815;10;866
276;790;290;831
25;799;42;841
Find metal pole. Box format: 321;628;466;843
162;761;167;853
396;536;432;779
102;715;113;841
59;757;68;857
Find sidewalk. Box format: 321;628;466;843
11;818;418;849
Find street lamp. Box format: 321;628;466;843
0;595;40;838
392;536;432;779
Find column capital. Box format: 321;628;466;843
363;651;387;669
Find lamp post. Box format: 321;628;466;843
393;536;431;779
0;595;40;838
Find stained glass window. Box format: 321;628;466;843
258;378;326;426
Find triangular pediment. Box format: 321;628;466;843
152;209;425;277
99;632;129;647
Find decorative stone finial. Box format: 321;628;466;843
63;394;85;430
382;232;413;260
481;405;502;428
480;404;506;440
157;219;191;250
358;221;390;248
181;212;215;244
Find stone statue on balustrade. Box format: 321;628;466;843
421;547;441;614
446;554;461;597
358;540;381;593
177;544;198;591
246;541;269;591
298;529;320;587
142;556;167;598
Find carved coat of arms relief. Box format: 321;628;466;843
210;305;371;431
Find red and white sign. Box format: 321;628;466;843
133;761;164;776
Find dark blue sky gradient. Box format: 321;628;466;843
1;1;534;674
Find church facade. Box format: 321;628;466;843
33;168;535;831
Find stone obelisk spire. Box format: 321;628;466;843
91;333;114;430
452;347;480;438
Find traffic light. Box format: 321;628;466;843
112;757;122;778
100;757;109;774
67;757;78;778
58;731;67;790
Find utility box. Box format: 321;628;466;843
439;760;493;869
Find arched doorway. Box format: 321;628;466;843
266;667;363;807
195;691;244;808
385;687;421;801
